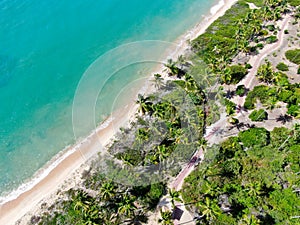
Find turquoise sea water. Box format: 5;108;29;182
0;0;217;200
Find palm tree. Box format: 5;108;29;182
263;96;278;110
164;59;179;76
262;6;272;21
276;114;292;124
152;73;164;90
239;214;261;225
221;67;232;84
177;55;186;70
136;94;153;115
168;189;182;208
257;60;274;83
245;182;263;197
117;194;137;217
136;127;149;144
272;7;282;20
196;197;221;222
239;40;250;56
100;181;116;200
153;145;169;165
158;210;174;225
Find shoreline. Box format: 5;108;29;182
0;0;238;224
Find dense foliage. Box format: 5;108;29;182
181;126;300;224
33;175;166;225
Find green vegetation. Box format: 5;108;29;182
33;179;166;225
285;49;300;65
244;61;300;118
181;126;300;224
249;109;268;121
287;0;300;7
276;62;289;71
236;85;246;96
221;65;248;84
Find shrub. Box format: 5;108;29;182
238;127;270;148
229;65;248;84
259;30;269;36
284;30;289;34
276;62;289;71
285;49;300;65
236;85;246;96
266;24;276;31
257;43;264;49
266;36;278;44
225;99;236;115
245;63;252;69
249;109;268;122
287;104;300;117
298;66;300;74
244;85;273;110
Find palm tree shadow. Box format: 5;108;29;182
158;197;170;208
276;114;292;124
123;212;148;225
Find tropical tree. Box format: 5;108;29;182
152;145;170;166
257;60;274;83
158;210;173;225
177;55;186;70
100;181;116;200
196;197;222;222
152;73;164;89
168;189;182;208
239;214;261;225
164;59;179;76
117;194;137;217
136;94;153;115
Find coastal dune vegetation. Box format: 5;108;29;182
23;0;300;224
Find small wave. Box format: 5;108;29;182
0;116;115;205
210;0;225;15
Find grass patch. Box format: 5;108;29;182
285;49;300;65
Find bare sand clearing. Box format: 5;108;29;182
0;1;238;224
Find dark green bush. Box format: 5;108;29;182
266;36;278;44
276;62;289;71
245;63;252;69
266;24;276;31
257;43;264;49
249;109;268;121
236;85;246;96
238;127;270;148
287;104;300;117
229;65;248;84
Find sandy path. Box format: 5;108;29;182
233;14;291;107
